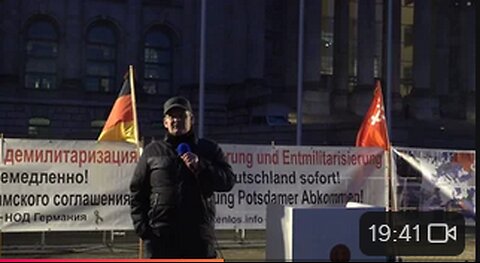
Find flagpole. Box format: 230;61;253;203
386;146;398;261
389;146;398;211
296;0;305;145
128;65;139;146
385;0;393;139
128;65;143;258
136;136;144;259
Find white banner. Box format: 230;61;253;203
215;144;387;229
0;139;138;232
393;147;475;225
1;139;387;231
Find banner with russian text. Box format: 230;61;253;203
0;139;138;232
215;144;387;229
1;139;387;231
393;147;475;226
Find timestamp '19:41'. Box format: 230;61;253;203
368;223;420;243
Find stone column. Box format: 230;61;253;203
303;0;329;118
435;1;453;118
389;0;402;116
204;0;225;83
246;1;265;81
332;0;349;112
285;0;300;90
181;0;199;87
284;1;295;87
351;0;375;116
458;0;475;121
229;0;247;84
304;0;322;89
410;0;438;119
433;1;450;96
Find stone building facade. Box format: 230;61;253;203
0;0;475;149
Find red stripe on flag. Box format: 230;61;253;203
102;94;133;130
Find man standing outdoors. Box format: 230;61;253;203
130;96;235;258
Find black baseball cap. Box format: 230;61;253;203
163;96;193;114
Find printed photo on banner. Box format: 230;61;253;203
393;147;475;226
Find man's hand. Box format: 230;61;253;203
180;152;200;174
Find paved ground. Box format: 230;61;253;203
0;230;475;261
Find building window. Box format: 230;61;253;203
402;25;413;47
143;27;173;95
85;23;117;92
28;117;50;137
24;20;58;89
349;0;358;92
400;2;414;97
320;0;335;75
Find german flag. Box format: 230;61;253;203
97;66;139;145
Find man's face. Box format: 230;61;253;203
163;108;194;136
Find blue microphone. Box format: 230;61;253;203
176;143;191;156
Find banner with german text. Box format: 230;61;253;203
215;144;387;229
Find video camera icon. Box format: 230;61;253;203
427;223;457;243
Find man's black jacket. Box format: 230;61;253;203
130;132;235;257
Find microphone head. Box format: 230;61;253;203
176;143;191;156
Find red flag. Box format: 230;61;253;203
98;66;139;145
355;80;390;150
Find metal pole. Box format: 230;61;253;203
386;0;396;218
198;0;206;138
41;231;46;249
296;0;305;145
385;0;393;139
